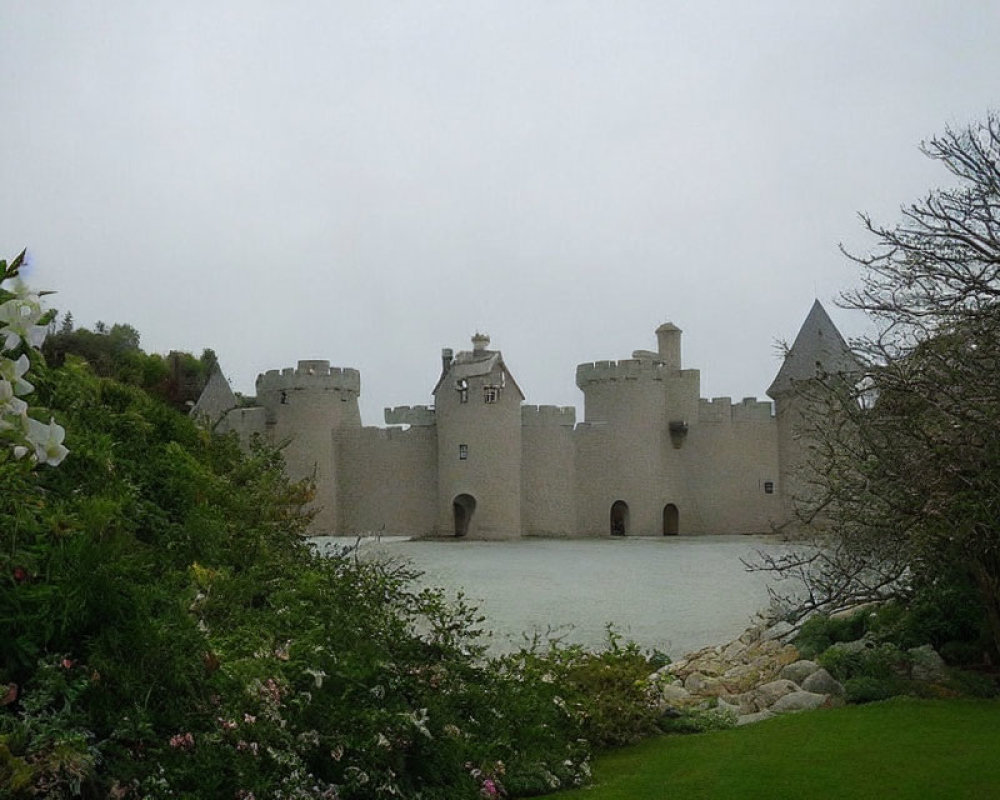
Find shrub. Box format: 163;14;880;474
844;676;906;704
794;611;871;659
496;629;665;753
819;642;908;683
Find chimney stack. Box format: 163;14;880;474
472;332;490;353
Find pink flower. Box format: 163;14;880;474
169;732;195;750
236;740;259;756
481;778;499;797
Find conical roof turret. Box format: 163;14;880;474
767;300;856;398
191;363;239;424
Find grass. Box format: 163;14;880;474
530;698;1000;799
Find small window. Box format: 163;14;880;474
457;379;468;403
764;481;774;494
459;444;468;460
484;386;500;404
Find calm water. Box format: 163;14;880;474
312;535;783;659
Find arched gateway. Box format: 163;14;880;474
610;500;629;536
663;503;679;535
453;494;476;537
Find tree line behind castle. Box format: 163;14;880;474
42;314;219;411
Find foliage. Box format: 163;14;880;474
756;113;1000;658
792;610;871;660
496;629;665;753
42;316;217;412
2;277;678;797
817;642;908;684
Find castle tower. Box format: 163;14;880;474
433;333;524;538
190;364;239;427
256;360;362;533
767;300;857;525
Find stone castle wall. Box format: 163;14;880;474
198;312;844;539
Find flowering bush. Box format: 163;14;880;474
0;250;67;466
0;252;669;798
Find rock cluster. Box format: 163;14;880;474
647;618;845;726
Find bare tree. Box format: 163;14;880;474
756;114;1000;654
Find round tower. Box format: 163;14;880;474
256;360;362;533
767;301;858;528
434;334;523;538
575;355;669;535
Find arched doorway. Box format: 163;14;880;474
663;503;679;536
453;494;476;537
610;500;629;536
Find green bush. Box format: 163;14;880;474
4;354;669;797
794;611;872;659
496;629;665;753
844;676;907;704
819;642;908;684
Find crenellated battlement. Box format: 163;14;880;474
698;396;774;423
256;360;361;395
575;358;671;387
353;425;435;443
521;405;576;427
384;405;436;427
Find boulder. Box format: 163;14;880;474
753;679;799;709
801;667;844;697
685;654;726;677
736;709;775;726
771;690;828;713
722;639;748;662
657;682;694;708
684;672;725;696
908;645;948;683
781;659;820;684
720;663;763;694
715;698;741;718
762;620;796;642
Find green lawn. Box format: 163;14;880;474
531;698;1000;800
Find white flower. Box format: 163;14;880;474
304;667;327;688
0;379;28;421
0;354;33;395
401;708;432;739
0;298;46;351
24;416;69;466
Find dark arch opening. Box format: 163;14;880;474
610;500;629;536
453;494;476;537
663;503;679;536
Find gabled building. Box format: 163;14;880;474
194;303;853;537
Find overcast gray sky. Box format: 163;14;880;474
2;2;998;424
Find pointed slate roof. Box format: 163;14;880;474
190;365;239;425
767;300;857;398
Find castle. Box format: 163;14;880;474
192;301;855;538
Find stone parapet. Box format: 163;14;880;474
521;405;576;427
256;361;361;394
698;396;774;423
575;358;669;387
384;405;436;427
